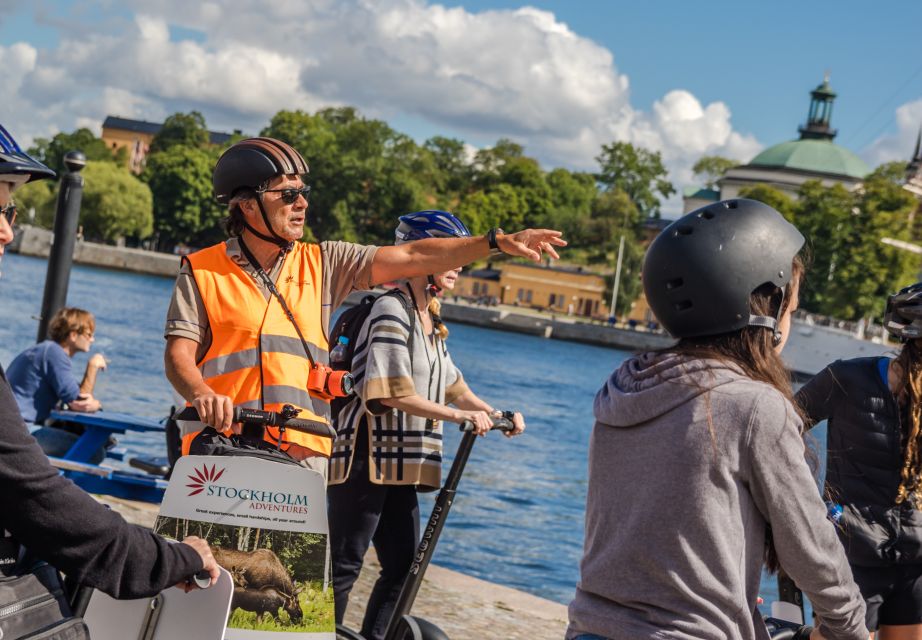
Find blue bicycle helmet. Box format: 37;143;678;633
0;124;56;189
395;210;471;245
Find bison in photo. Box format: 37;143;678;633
212;547;298;596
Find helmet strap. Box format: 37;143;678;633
427;275;441;295
748;287;787;347
241;196;290;248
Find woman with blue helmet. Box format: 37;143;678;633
328;210;526;640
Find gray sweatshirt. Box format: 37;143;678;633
566;353;867;640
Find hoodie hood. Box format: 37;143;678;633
594;352;747;427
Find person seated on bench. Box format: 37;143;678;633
7;307;109;462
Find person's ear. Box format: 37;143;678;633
239;197;259;218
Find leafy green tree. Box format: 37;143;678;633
12;179;57;228
596;141;674;218
28;128;124;177
737;184;796;222
149;111;210;153
144;145;224;248
79;161;153;242
542;169;597;247
423;136;471;195
692;155;737;189
793;172;918;320
262;108;427;244
456;184;528;235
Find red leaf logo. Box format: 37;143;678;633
186;464;225;496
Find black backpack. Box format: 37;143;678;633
329;289;415;418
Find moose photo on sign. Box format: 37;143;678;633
154;518;331;634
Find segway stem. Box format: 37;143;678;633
383;418;512;640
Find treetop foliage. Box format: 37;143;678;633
22;107;920;322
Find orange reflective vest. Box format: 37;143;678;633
180;242;332;457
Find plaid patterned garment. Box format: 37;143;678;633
328;290;468;489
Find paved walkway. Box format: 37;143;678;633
97;495;569;639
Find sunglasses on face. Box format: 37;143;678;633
260;185;311;205
0;202;16;227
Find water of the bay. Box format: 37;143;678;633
0;252;829;617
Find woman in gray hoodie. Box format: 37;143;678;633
567;199;868;640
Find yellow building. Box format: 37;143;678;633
456;262;609;318
101;116;235;173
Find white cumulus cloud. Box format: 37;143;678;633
863;98;922;168
7;0;761;214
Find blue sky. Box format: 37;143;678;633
3;1;921;211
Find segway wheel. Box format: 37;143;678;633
390;615;449;640
335;623;366;640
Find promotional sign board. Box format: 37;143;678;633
155;455;334;639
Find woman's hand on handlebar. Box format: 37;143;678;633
454;409;492;435
177;536;220;592
503;411;526;437
192;391;235;432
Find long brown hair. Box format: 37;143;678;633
670;255;806;572
893;340;922;508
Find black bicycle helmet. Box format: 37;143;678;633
0;124;56;188
213;137;309;246
643;198;805;340
884;282;922;340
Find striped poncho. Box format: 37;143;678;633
328;289;468;489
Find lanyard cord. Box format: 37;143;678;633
238;238;318;368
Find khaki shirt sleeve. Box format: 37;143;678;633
164;262;212;361
320;240;379;310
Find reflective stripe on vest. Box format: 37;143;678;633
183;242;332;455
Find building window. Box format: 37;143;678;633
517;288;524;301
525;290;533;303
549;293;556;307
472;282;481;295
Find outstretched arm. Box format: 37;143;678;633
370;229;566;286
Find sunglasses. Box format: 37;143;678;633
259;185;311;205
0;202;16;227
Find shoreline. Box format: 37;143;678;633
13;231;889;374
94;494;569;638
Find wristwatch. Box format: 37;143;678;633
487;228;505;253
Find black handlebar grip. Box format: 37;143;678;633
173;406;201;421
459;416;516;433
172;406;336;439
191;570;212;589
285;418;338;440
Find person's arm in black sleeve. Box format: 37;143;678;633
793;364;837;432
0;368;202;598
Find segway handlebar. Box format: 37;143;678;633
764;617;813;640
460;412;516;433
173;405;337;440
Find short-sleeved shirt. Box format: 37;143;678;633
6;340;81;424
328;290;469;489
164;238;378;360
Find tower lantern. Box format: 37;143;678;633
799;73;838;141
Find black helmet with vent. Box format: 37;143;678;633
642;198;805;339
884;282;922;341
